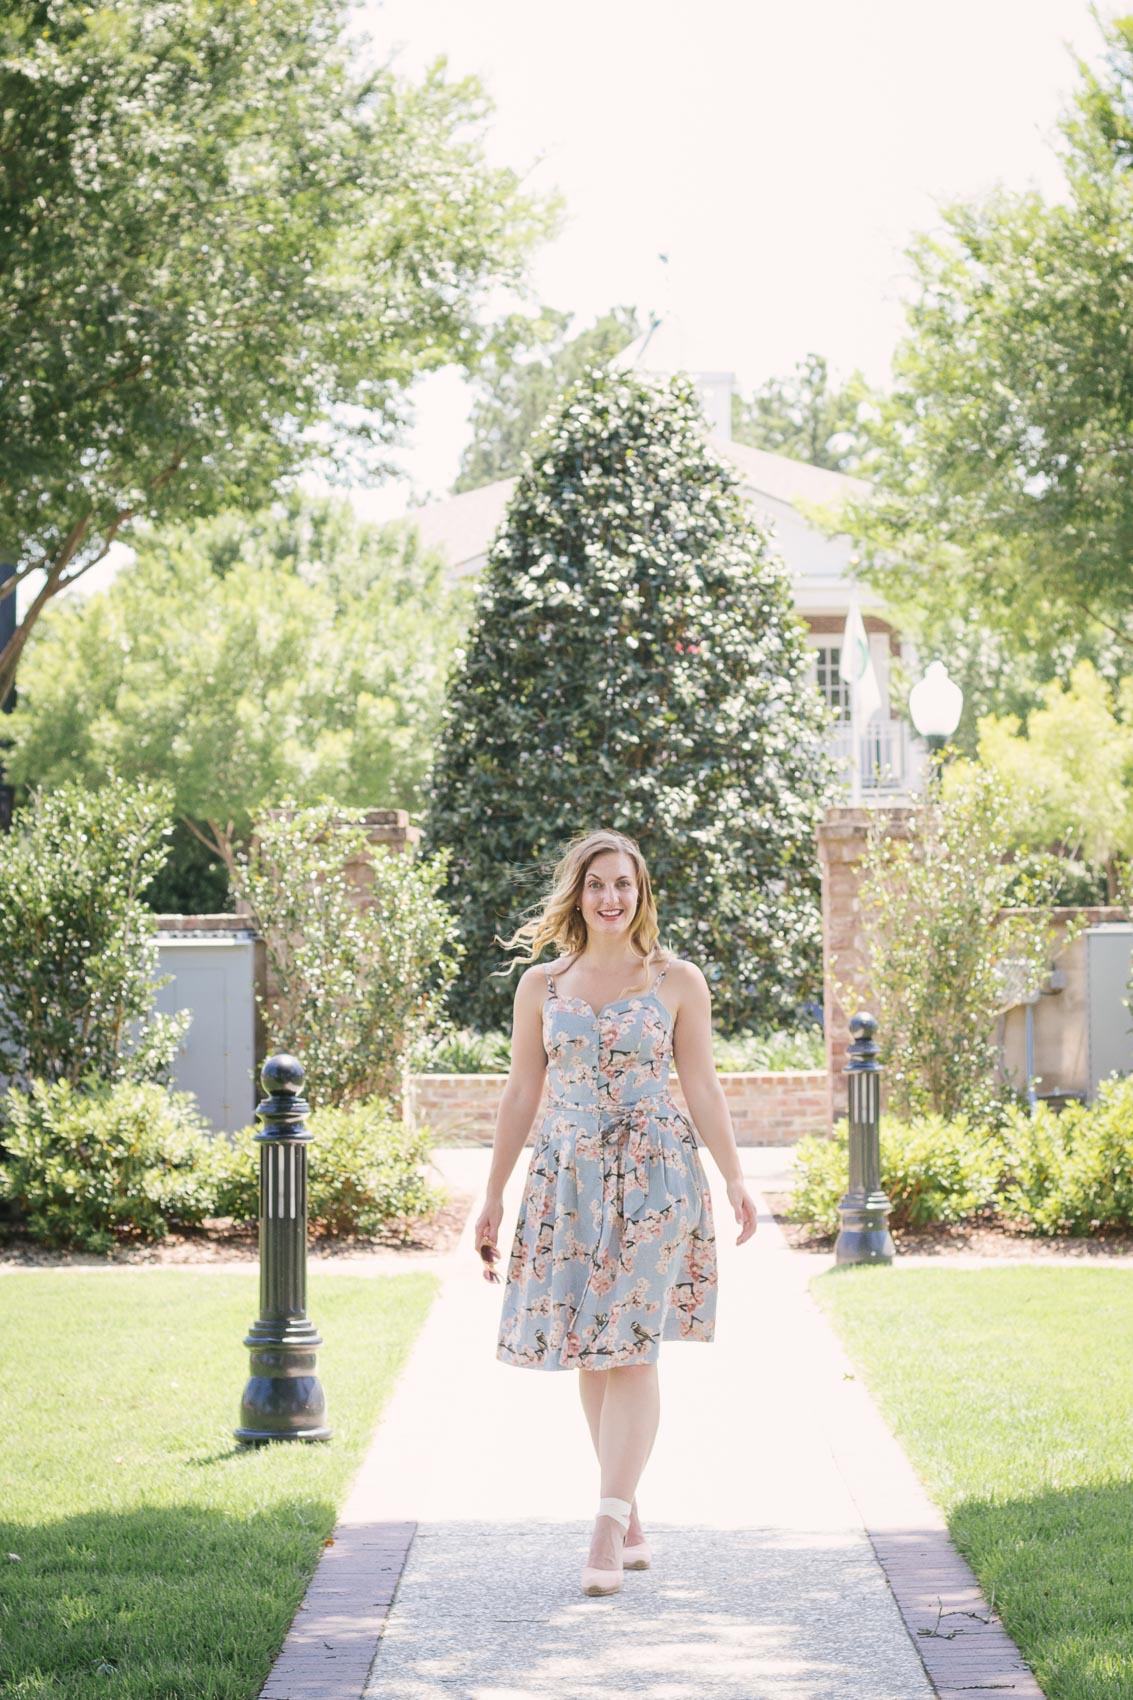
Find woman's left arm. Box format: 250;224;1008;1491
671;962;758;1244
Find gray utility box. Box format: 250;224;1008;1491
155;930;258;1134
1086;922;1133;1099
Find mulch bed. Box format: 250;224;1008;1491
0;1187;478;1268
764;1192;1133;1260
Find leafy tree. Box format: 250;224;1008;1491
0;779;187;1091
947;659;1133;900
732;352;872;472
5;494;473;884
843;12;1133;662
424;366;836;1035
0;0;556;701
453;306;640;491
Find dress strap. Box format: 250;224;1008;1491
648;963;669;993
544;965;556;995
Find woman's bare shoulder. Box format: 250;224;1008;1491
659;956;709;994
517;956;573;995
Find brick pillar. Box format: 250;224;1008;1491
817;804;918;1125
341;810;420;905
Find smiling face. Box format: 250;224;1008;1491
578;850;640;938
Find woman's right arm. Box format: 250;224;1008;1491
472;968;548;1274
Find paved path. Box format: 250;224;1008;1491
262;1147;1043;1700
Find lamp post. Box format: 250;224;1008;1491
908;659;964;757
835;1012;895;1266
235;1053;331;1445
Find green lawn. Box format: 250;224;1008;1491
0;1269;438;1700
814;1265;1133;1700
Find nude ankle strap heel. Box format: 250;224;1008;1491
580;1497;632;1596
597;1496;632;1531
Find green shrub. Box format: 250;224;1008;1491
881;1114;1003;1229
788;1129;849;1236
421;1026;512;1074
209;1098;444;1241
420;1022;825;1075
0;1078;216;1252
0;779;187;1090
789;1114;1003;1236
999;1078;1133;1234
712;1025;825;1073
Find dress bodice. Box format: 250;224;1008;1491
542;965;674;1111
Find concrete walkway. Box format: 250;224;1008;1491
261;1147;1042;1700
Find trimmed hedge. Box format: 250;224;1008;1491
790;1114;1002;1236
789;1075;1133;1239
0;1080;444;1251
0;1078;216;1252
998;1080;1133;1235
209;1099;444;1240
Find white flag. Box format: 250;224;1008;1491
839;598;883;721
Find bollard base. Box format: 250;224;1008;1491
235;1372;331;1444
235;1425;332;1446
236;1338;331;1445
834;1226;896;1266
835;1192;895;1266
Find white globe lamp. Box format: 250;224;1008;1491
908;660;963;752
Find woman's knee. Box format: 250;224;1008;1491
607;1362;657;1384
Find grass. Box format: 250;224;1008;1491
0;1269;439;1700
813;1265;1133;1700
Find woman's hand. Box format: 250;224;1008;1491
725;1177;759;1246
473;1195;504;1283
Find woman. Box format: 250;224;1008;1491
473;827;759;1598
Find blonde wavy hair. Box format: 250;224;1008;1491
493;828;672;998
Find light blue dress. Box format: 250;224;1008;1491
496;964;719;1371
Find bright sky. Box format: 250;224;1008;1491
51;0;1112;607
341;0;1109;521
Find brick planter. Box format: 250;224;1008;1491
407;1069;828;1147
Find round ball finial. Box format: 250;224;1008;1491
260;1053;305;1097
848;1011;878;1041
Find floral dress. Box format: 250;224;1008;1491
496;963;718;1371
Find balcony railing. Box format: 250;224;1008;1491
828;716;926;795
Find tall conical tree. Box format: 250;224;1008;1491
422;367;835;1034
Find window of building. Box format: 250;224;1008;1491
811;643;850;722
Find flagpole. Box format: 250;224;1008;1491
849;663;862;806
844;589;862;806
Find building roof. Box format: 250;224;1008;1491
719;436;871;511
400;437;878;620
406;476;516;578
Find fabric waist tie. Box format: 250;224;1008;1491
545;1098;668;1222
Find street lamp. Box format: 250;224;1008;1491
908;659;963;755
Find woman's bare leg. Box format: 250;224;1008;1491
585;1362;659;1568
579;1368;646;1544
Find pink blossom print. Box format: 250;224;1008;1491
496;964;718;1371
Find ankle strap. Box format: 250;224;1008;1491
598;1496;632;1531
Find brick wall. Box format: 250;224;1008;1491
407;1069;829;1147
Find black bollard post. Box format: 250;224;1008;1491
235;1054;331;1444
834;1012;895;1267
